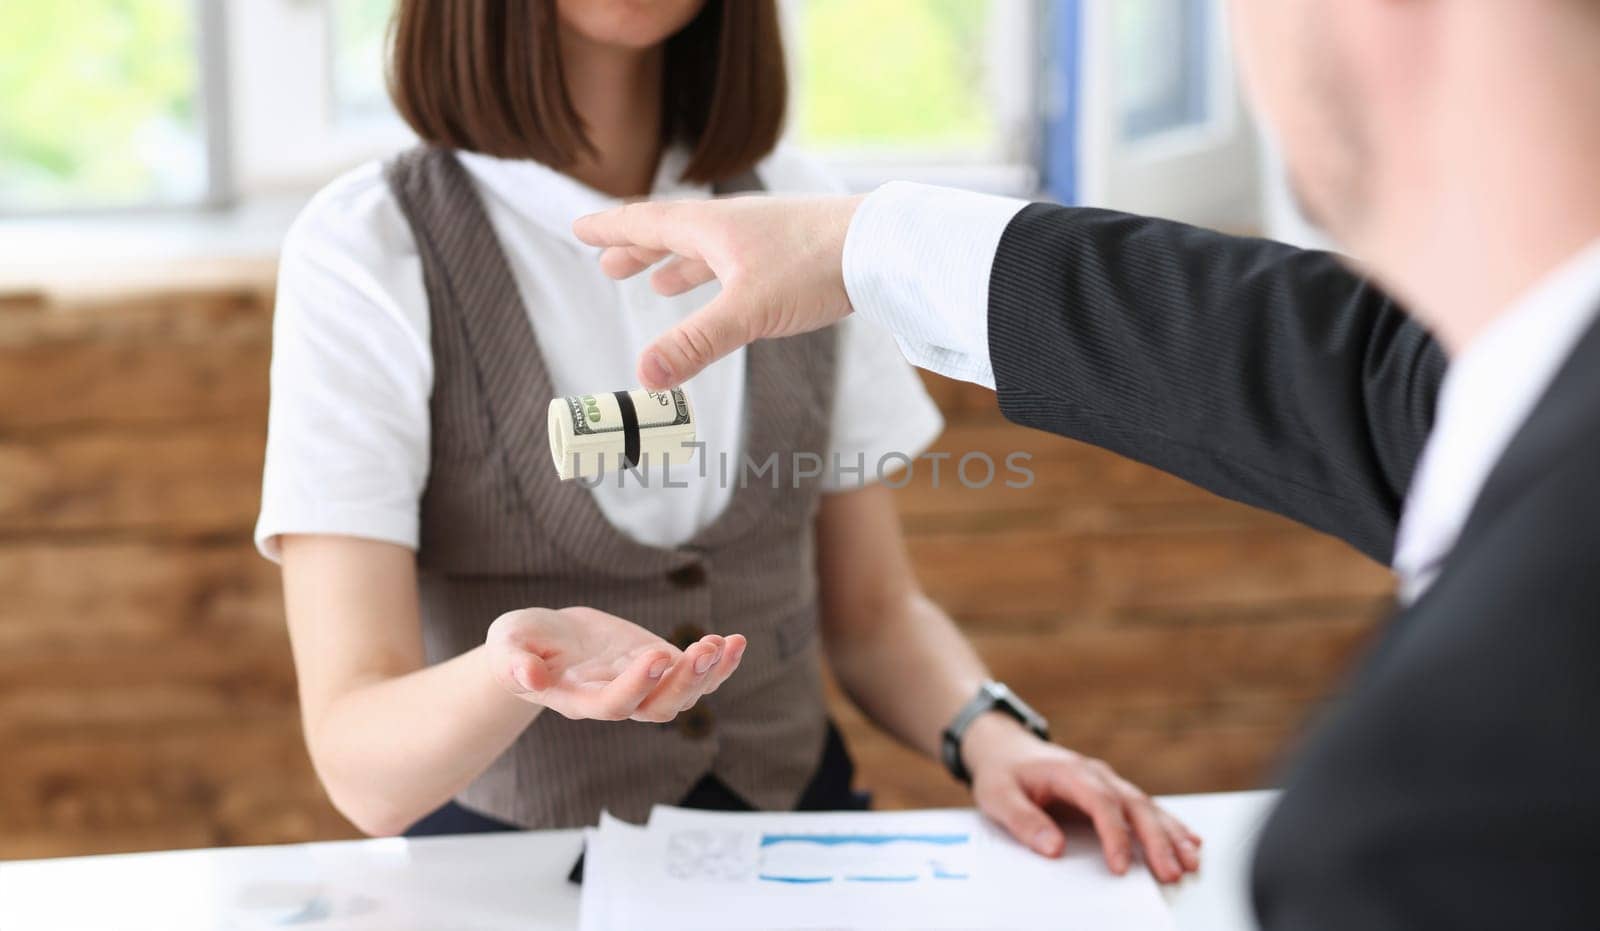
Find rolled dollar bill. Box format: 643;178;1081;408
548;387;697;481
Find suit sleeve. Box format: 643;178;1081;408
988;204;1447;563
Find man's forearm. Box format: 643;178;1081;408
306;644;539;835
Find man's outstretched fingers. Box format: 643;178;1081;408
599;245;669;280
574;200;704;260
639;293;748;389
650;257;717;296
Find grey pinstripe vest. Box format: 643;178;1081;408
384;146;837;828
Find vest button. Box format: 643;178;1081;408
668;624;706;650
667;563;707;589
678;706;715;740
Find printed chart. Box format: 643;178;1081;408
664;828;975;885
581;807;1176;931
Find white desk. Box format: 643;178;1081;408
0;791;1275;931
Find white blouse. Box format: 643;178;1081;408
256;146;943;558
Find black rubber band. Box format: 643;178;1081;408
614;390;641;469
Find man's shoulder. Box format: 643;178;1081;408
1253;448;1600;927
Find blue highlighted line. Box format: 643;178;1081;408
759;833;970;848
758;874;833;884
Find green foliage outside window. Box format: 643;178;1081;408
333;0;395;120
0;0;200;211
794;0;994;154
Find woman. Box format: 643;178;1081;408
257;0;1199;882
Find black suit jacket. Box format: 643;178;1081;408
987;204;1600;929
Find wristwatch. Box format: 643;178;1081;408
940;681;1050;784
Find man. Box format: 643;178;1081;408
574;0;1600;926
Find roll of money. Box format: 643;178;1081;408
548;387;697;481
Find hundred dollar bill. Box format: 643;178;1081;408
547;387;696;481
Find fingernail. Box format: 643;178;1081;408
1115;853;1130;873
694;652;715;675
1032;829;1057;855
648;659;669;679
643;351;673;388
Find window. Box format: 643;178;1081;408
782;0;1038;191
1115;0;1213;143
1044;0;1259;228
789;0;997;158
331;0;394;124
318;0;1039;193
0;0;224;213
323;0;1041;192
3;0;1042;212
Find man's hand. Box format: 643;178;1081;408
963;714;1202;884
573;195;864;390
485;606;746;723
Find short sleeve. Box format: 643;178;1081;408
822;315;946;492
254;163;434;562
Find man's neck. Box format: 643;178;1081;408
1371;10;1600;356
558;32;665;199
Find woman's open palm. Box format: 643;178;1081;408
485;606;746;724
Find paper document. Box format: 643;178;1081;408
580;806;1175;931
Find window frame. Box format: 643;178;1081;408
197;0;235;208
1063;0;1260;229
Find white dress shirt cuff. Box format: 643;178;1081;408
841;181;1029;389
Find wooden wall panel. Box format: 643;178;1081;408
0;282;271;431
0;542;282;654
0;273;1393;860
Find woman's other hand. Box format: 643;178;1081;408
963;714;1203;884
484;606;747;723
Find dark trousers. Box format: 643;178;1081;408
404;723;868;880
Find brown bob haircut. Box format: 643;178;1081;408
388;0;786;185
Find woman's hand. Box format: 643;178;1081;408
484;606;747;724
963;714;1202;884
573;195;864;390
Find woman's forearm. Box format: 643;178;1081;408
305;643;540;835
281;537;738;836
816;485;1000;762
825;590;990;760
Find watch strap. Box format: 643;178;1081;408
940;681;1049;783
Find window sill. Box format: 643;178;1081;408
828;160;1040;198
0;197;303;299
